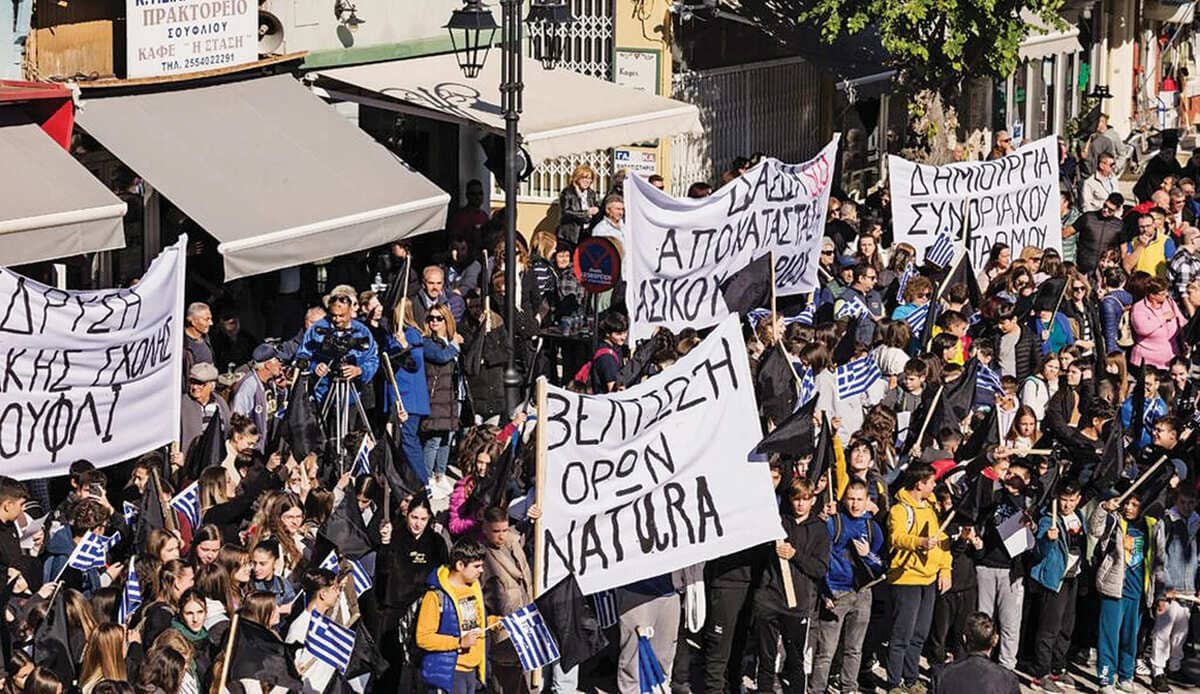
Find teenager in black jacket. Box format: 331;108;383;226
752;479;831;694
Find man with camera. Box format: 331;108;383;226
295;284;380;406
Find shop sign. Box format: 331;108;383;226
126;0;258;79
613;146;659;179
615;49;660;95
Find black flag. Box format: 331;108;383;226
808;412;837;488
462;428;518;519
282;376;325;460
33;587;76;684
832;315;859;366
134;468;166;549
917;358;980;450
1130;360;1147;452
374;420;423;502
1090;417;1127;494
720;253;773;315
754;344;797;425
184;413;225;483
318;482;374;559
754;394;817;458
955;405;999;465
534;576;609;671
224;619;304;693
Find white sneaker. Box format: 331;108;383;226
1137;660;1152;677
1116;681;1135;693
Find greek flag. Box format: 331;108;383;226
836;294;869;320
348;559;373;596
978;364;1003;393
797;366;817;408
746;308;772;329
68;531;110;571
638;632;668;694
306;612;355;674
903;303;930;334
352;436;373;477
501;604;561;671
107;531;121;548
896;262;918;302
120;561;142;624
796;303;815;326
592;590;618;629
170;482;201;529
319;550;339;573
835;356;883;399
122;501;138;526
925;229;956;269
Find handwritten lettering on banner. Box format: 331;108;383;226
624;137;840;343
889;136;1061;271
538;317;782;594
0;238;186;479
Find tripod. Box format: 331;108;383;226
320;377;371;473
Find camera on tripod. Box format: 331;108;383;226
312;325;370;376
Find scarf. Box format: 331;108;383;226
170;619;208;680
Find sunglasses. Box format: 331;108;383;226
330;295;352;304
821;250;834;256
427;315;445;322
1072;286;1086;292
1014;281;1029;289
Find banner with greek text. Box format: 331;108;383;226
624;137;839;343
0;237;187;479
538;316;782;594
889;136;1061;271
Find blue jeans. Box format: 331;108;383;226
421;430;452;478
430;670;478;694
1098;594;1142;685
400;414;428;486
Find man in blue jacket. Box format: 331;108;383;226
809;479;884;694
1028;481;1087;692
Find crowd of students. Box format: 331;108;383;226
4;141;1200;694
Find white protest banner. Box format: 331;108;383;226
624;137;839;343
0;237;186;479
538;316;782;594
889;136;1060;272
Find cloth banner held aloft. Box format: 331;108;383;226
623;137;840;343
0;237;187;478
888;136;1061;272
537;316;783;594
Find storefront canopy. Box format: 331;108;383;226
76;74;450;280
0;120;127;267
316;54;704;161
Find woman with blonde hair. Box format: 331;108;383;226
557;163;601;243
385;296;433;489
152;628;202;694
79;624;129;694
145;529;182;564
421;302;465;492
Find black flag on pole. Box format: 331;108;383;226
720;253;773;315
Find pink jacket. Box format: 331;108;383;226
448;476;483;540
1130;297;1183;368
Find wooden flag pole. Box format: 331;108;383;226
531;377;548;689
1116;455;1169;505
401;255;411;306
938;509;957;534
1051;498;1058;528
151;467;177;534
909;386;945;457
217;613;240;693
380;353;408;423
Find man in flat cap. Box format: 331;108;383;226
180;362;231;456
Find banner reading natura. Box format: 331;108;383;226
0;238;186;478
537;316;783;595
624;137;839;343
889;136;1061;271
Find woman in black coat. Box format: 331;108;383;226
420;307;464;492
556;164;600;244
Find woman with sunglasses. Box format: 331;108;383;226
420;305;464;494
385;298;433;489
1062;271;1101;358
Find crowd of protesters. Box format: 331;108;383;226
4;132;1200;694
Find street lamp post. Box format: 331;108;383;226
446;0;571;414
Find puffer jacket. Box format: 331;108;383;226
422;336;461;431
886;489;952;586
1087;504;1163;607
1030;509;1088;592
418;566;488;691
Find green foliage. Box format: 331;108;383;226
798;0;1066;99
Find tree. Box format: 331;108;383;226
798;0;1065;101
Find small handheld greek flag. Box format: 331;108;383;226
796;303;815;326
501;604;561;671
170;482;201;529
120;561;142;624
592;590;618;629
836;294;869;320
978;364;1002;393
348;559;373;596
835;356;883;399
896;262;917;302
307;612;355;673
67;531;110;571
319;550;339;573
353;436;373;477
903;303;930;334
122;501;138;526
797;366;817;408
925;229;956;269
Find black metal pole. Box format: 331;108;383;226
501;0;523;415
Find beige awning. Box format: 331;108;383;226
317;54;704;162
0;121;127;266
76;74;450;280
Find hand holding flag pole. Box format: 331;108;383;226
909;386;945;457
767;253;798;610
